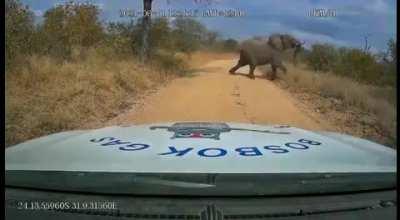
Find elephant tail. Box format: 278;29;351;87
238;49;250;64
239;49;247;57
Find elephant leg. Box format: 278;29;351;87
248;65;256;79
270;65;277;81
229;60;246;74
293;48;300;66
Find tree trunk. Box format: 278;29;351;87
139;0;153;62
293;47;300;66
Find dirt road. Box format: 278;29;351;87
107;58;329;131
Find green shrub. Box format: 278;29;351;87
171;17;208;56
305;41;396;87
151;50;187;76
331;48;383;83
5;0;35;70
39;2;104;60
105;21;135;56
306;43;337;72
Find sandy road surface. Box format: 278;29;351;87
107;59;329;131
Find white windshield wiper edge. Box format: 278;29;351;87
133;177;215;188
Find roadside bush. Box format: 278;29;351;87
105;21;135;57
5;0;35;70
171;17;208;56
39;2;104;60
150;18;175;52
305;42;395;87
151;50;187;76
306;43;337;72
331;48;383;84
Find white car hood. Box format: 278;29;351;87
5;122;396;173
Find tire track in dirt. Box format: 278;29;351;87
232;82;255;124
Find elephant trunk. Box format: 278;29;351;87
293;40;305;64
293;43;302;65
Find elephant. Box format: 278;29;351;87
268;34;305;65
229;39;287;80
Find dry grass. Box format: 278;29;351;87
270;63;396;146
5;48;178;147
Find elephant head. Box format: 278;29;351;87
268;34;305;65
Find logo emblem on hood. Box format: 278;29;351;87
150;122;289;140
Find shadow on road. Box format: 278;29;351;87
230;72;266;79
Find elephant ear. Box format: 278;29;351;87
268;34;284;50
280;35;296;50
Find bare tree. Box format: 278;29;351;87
363;34;372;53
138;0;153;62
